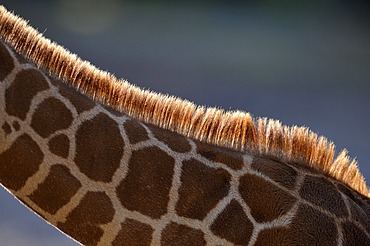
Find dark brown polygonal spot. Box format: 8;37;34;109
31;98;73;138
196;141;244;170
12;121;20;131
176;158;231;220
2;122;11;135
48;134;70;158
251;157;297;189
162;222;206;246
254;227;289;246
58;191;115;246
149;124;191;153
5;69;49;120
0;41;14;81
124;119;149;144
299;175;347;217
75;113;124;182
112;219;153;246
116;146;174;219
0;134;43;191
54;78;95;114
239;173;296;223
283;204;337;246
28;165;81;215
211;200;253;246
342;221;370;246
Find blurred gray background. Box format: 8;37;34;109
1;0;369;245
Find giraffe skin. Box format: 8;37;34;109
0;40;370;246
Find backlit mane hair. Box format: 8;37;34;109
0;5;368;197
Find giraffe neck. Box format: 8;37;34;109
1;39;370;246
1;5;370;246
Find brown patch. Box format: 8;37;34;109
112;219;153;246
48;134;70;158
210;200;253;246
28;164;81;215
254;227;289;246
251;157;297;189
0;134;43;190
196;141;244;170
239;173;296;223
75;113;124;182
149;124;191;153
56;78;95;113
12;121;20;131
0;41;14;81
5;69;49;120
116;146;175;219
2;122;11;135
176;159;231;220
300;175;347;217
123;119;149;144
285;204;337;246
31;97;73;138
342;221;370;246
161;222;206;246
58;191;115;246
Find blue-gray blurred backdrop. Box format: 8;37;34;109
1;0;369;245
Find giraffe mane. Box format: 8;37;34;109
0;5;368;198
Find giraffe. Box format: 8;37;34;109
0;5;370;246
